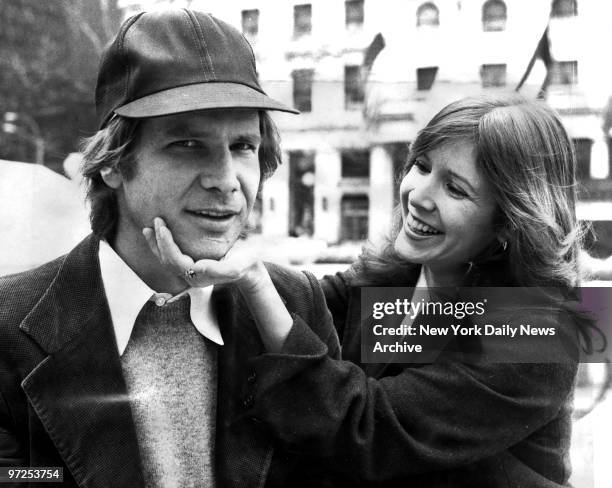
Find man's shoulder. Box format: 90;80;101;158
0;255;66;325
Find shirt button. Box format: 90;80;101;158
243;394;254;408
154;297;166;307
247;371;257;384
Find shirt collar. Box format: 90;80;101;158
98;240;223;356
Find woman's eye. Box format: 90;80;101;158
447;183;468;198
413;160;430;173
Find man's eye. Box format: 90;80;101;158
170;140;200;148
231;142;257;152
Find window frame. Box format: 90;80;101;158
241;9;260;38
551;0;577;18
344;65;365;110
416;2;440;27
292;69;314;112
482;0;507;32
345;0;364;29
416;66;439;91
480;63;507;88
293;3;312;38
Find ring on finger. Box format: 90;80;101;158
184;268;196;279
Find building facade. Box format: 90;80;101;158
118;0;612;252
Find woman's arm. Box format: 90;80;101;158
246;312;578;482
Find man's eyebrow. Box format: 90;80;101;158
161;123;261;141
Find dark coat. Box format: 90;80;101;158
0;235;339;488
248;269;580;487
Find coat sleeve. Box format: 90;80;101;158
245;278;578;482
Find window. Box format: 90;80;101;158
608;137;612;179
550;61;578;85
251;194;263;233
480;64;506;87
416;66;438;90
292;69;314;112
482;0;507;31
241;9;259;37
293;4;312;37
341;195;369;241
345;0;364;28
573;138;592;180
289;151;315;237
416;2;439;27
341;150;370;178
344;65;365;109
551;0;577;17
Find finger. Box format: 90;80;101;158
153;218;193;272
142;227;161;260
193;251;256;281
153;218;168;264
221;246;258;271
193;260;242;280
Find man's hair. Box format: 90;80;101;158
80;111;281;240
352;94;584;290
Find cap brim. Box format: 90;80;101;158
114;82;299;118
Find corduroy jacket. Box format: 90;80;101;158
0;235;339;488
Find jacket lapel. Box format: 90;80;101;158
19;236;144;488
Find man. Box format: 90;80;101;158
0;9;339;487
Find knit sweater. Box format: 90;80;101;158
121;296;218;488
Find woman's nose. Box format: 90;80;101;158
408;177;436;213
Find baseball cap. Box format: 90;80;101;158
95;9;298;128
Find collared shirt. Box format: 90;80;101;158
98;240;224;355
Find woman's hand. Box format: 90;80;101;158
142;217;293;352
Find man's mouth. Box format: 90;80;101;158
406;213;442;236
185;208;239;221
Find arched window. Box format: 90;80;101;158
417;2;440;27
482;0;507;31
551;0;577;17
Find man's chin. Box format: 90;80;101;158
180;238;235;262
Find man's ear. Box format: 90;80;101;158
100;166;123;189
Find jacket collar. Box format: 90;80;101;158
20;235;145;487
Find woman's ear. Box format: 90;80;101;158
496;231;509;251
100;166;123;189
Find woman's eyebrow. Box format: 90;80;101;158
447;169;477;194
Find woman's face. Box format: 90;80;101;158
394;139;499;279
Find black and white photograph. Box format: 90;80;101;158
1;0;611;486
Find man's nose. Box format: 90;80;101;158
199;148;240;193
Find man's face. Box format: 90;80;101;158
112;109;261;261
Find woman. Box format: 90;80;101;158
146;95;596;487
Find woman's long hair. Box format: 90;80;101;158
352;94;584;289
350;94;601;353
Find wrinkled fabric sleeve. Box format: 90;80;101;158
246;273;577;482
